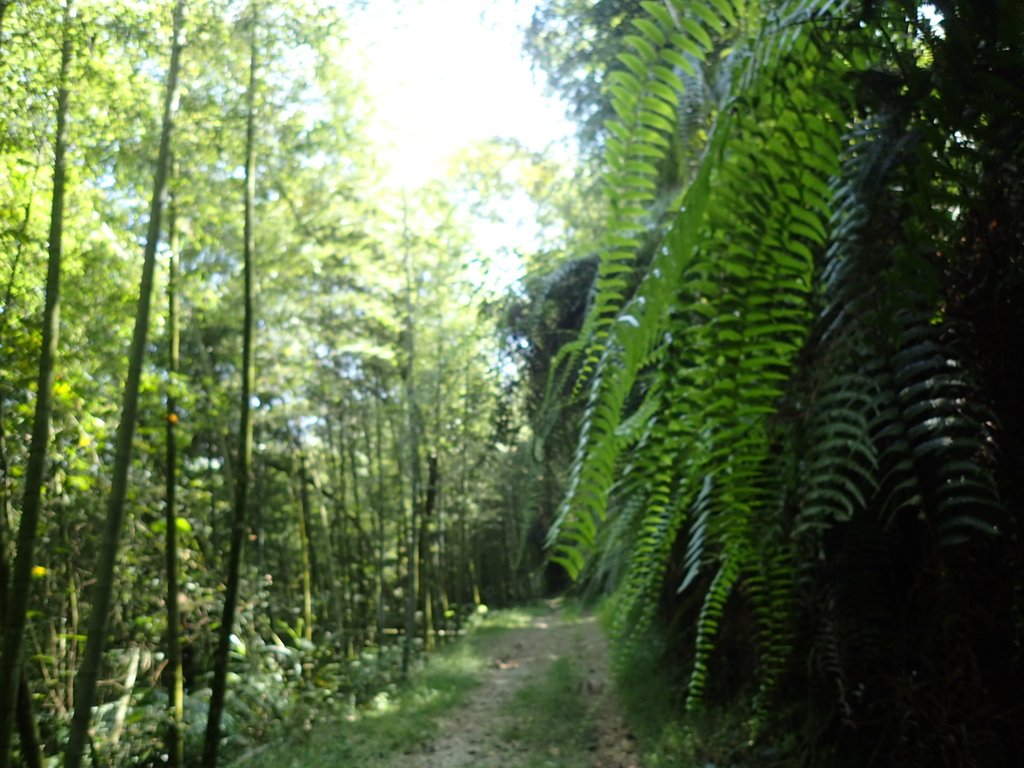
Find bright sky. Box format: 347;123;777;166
345;0;576;191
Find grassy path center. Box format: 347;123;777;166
395;602;640;768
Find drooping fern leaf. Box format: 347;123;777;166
796;372;880;539
547;116;724;576
546;0;1014;756
787;65;1007;737
551;0;859;711
548;0;743;396
809;108;1002;555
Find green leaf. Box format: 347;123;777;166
617;51;650;80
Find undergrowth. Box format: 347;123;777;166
226;606;542;768
596;599;796;767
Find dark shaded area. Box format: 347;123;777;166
525;0;1024;764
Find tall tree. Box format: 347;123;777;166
400;205;422;680
202;3;258;763
0;2;73;763
163;174;184;768
64;2;186;765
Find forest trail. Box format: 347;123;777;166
394;604;640;768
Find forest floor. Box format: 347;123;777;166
391;601;640;768
235;601;643;768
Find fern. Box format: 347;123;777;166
548;0;741;394
804;108;1002;554
796;372;880;539
783;60;1006;736
547;116;723;576
551;0;859;710
686;553;742;706
548;0;1014;757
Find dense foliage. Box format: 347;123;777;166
0;2;548;765
540;0;1024;764
3;0;1023;766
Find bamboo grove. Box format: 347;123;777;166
543;0;1023;763
0;2;550;765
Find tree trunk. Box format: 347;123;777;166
392;413;406;631
454;374;470;632
14;673;42;768
373;396;387;653
0;3;73;763
295;458;314;643
0;521;44;768
308;451;344;640
201;5;257;763
419;453;438;650
400;212;422;681
336;423;356;654
0;407;12;643
57;495;78;716
163;181;184;768
455;506;467;634
253;464;273;629
468;530;481;608
401;438;420;680
345;434;368;649
435;491;450;643
64;4;185;766
327;417;352;655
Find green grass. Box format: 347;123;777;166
464;602;550;636
498;654;591;768
556;597;585;622
228;623;489;768
226;603;596;768
594;596;779;768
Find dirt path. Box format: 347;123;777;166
398;604;640;768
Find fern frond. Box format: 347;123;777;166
547;122;724;575
686;553;742;708
560;0;738;392
553;0;860;711
815;106;1003;552
796;372;880;538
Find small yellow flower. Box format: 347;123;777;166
31;565;47;578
